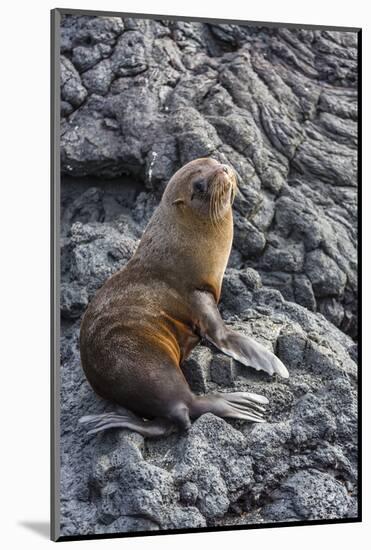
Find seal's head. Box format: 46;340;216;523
164;158;237;226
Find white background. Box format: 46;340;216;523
1;0;368;548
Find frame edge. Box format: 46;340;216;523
55;7;361;32
51;7;61;543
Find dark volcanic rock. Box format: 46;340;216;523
262;470;354;521
58;14;358;538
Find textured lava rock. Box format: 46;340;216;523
262;470;354;521
58;14;358;538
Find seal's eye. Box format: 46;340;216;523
193;179;207;193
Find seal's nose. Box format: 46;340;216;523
215;164;229;175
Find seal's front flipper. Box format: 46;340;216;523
219;332;289;378
192;290;289;379
78;410;175;438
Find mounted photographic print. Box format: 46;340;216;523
51;8;361;542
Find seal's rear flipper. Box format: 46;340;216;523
78;411;175;438
190;391;269;423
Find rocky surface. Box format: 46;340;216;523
59;14;359;538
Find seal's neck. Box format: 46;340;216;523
135;203;233;302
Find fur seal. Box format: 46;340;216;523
79;157;289;437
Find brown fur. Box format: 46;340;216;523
80;158;238;426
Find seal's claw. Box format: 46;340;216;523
273;358;289;379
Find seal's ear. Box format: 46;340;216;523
172;198;185;206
